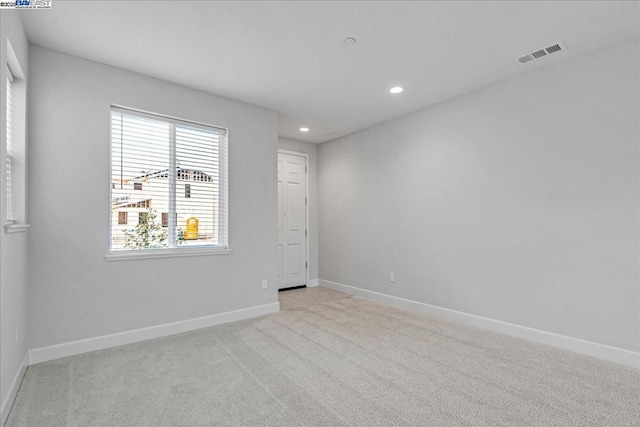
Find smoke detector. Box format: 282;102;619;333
516;42;566;64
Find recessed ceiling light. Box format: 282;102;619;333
343;37;357;46
389;86;404;94
299;127;310;132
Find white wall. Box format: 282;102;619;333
27;45;278;349
278;137;319;283
319;38;640;352
0;10;29;421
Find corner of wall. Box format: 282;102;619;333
0;9;30;424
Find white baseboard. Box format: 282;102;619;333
28;302;280;365
307;279;319;287
1;352;28;426
319;280;639;369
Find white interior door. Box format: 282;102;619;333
277;151;307;289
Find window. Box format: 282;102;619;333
5;67;14;221
4;41;28;234
118;212;128;225
109;106;228;255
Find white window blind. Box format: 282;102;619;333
5;65;14;222
109;106;228;253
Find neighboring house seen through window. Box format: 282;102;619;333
109;106;228;255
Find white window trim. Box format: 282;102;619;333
105;247;231;261
106;105;229;260
4;222;30;233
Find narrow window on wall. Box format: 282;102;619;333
118;212;128;225
4;40;28;234
109;106;228;254
5;66;14;222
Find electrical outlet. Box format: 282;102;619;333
389;273;395;283
15;327;19;344
262;279;268;289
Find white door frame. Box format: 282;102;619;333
277;149;309;287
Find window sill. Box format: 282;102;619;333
4;223;30;234
105;247;231;261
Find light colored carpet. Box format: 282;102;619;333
6;287;640;426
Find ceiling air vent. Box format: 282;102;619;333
516;42;566;64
